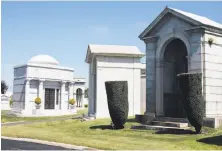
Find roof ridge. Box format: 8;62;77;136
169;7;222;29
89;44;138;47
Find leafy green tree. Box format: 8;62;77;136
1;80;8;94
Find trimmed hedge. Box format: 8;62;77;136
177;73;204;133
105;81;128;129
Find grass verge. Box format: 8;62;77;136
1;117;222;150
1;109;87;123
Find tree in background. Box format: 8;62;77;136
1;80;8;94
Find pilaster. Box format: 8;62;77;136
61;81;67;110
155;60;164;116
68;82;74;100
38;79;44;110
24;79;30;111
143;36;159;115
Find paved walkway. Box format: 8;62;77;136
1;138;74;150
1;137;96;150
1;115;82;126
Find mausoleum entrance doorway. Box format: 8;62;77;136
163;38;188;118
44;88;55;109
76;88;83;107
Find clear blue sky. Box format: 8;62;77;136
2;1;222;92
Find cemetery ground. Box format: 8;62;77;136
1;112;222;150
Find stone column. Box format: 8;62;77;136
61;81;67;110
73;89;77;105
143;36;158;115
68;82;74;100
24;79;30;112
81;92;84;108
38;79;44;110
82;91;85;107
88;64;92;115
155;60;164;116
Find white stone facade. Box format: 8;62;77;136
139;7;222;128
12;55;86;117
85;44;145;118
140;63;146;114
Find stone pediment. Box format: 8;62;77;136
148;14;194;38
139;7;222;39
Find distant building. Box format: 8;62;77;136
73;78;88;107
1;92;12;110
12;54;86;117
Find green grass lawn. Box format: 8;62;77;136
1;116;222;150
1;109;87;123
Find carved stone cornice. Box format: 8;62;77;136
69;81;74;86
25;79;30;83
185;26;205;33
141;35;159;43
61;81;67;84
38;78;45;82
185;26;222;35
205;26;222;35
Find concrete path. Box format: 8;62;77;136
1;137;96;150
1;115;82;127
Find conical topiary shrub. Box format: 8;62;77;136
105;81;128;129
177;73;204;134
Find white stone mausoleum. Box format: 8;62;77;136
86;44;145;118
139;7;222;128
12;54;87;117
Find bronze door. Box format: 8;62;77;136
45;88;55;109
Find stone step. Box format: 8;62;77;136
131;124;190;131
155;117;189;123
150;121;188;128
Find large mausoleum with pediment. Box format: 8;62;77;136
139;7;222;128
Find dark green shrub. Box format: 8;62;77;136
84;104;88;108
105;81;128;129
177;73;204;134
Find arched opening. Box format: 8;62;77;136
163;38;188;118
76;88;83;107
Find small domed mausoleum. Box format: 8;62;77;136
12;54;87;117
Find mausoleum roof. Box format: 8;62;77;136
170;8;222;30
139;7;222;39
85;44;145;63
28;54;59;66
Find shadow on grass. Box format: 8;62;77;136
197;135;222;146
126;118;136;123
89;125;113;130
155;129;197;135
